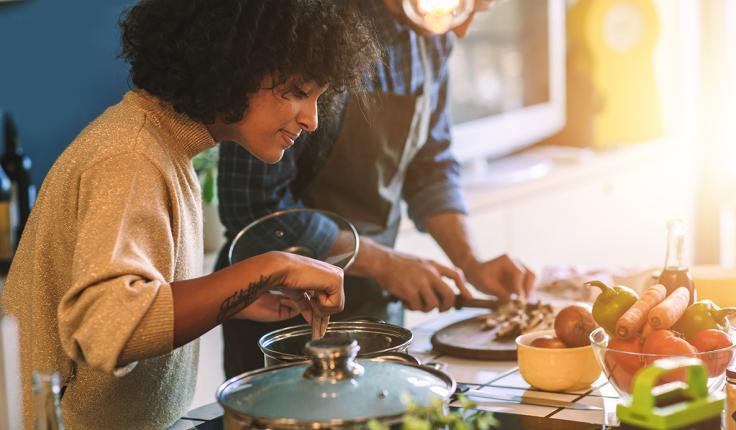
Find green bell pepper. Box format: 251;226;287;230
671;300;736;341
586;280;639;336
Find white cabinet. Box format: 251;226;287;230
395;141;696;274
395;207;506;265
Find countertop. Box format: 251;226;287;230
167;308;630;429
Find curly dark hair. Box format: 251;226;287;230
120;0;380;124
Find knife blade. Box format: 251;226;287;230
465;389;603;411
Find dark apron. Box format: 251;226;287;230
220;38;433;376
300;36;434;325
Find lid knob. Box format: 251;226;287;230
303;334;364;381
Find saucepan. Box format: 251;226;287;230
217;335;454;430
259;319;413;367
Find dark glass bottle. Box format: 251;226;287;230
0;165;14;274
2;111;36;248
658;219;696;304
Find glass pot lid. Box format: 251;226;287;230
228;208;359;270
217;335;454;426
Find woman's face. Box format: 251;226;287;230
208;77;328;164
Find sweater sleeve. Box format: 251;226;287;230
57;153;177;375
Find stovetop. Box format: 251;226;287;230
181;413;615;430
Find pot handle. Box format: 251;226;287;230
422;361;447;371
365;351;420;365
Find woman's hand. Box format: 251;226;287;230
233;291;307;322
231;252;344;337
171;250;343;348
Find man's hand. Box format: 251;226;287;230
373;250;472;312
463;254;535;299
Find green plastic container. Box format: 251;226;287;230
617;357;724;430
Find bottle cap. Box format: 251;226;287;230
727;367;736;380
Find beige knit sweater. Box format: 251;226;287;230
2;90;216;429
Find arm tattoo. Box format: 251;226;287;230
216;273;288;323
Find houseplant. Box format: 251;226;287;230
367;395;499;430
192;147;225;252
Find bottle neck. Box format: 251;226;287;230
32;372;65;430
3;136;20;157
2;112;21;156
664;231;685;269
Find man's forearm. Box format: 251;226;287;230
425;211;479;272
346;212;477;280
344;234;392;279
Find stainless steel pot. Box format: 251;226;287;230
217;336;455;430
259;320;413;367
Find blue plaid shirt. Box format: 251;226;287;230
217;0;467;255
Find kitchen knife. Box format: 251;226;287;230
466;389;604;411
388;294;509;309
453;294;506;310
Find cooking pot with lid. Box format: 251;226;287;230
217;335;455;429
259;320;413;367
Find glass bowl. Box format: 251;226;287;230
589;327;735;401
228;208;359;270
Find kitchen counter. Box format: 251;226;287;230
166;309;641;429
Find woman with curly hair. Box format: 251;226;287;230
1;0;378;428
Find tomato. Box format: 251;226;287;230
691;329;732;351
642;330;677;351
642;329;697;383
691;329;734;376
606;336;645;373
642;330;695;355
607;361;635;393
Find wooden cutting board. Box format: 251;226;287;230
430;315;519;361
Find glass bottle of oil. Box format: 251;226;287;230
32;371;65;430
727;367;736;430
658;219;695;304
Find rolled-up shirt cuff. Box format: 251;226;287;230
117;284;174;369
296;212;340;259
406;181;468;232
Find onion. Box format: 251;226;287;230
530;335;567;349
554;304;597;347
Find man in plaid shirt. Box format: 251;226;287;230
215;0;535;377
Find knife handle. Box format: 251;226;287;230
453;294;502;310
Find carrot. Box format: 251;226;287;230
648;287;690;330
641;321;655;340
615;284;667;339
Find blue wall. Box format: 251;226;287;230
0;0;134;185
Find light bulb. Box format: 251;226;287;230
402;0;474;34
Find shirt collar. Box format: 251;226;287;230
360;0;407;43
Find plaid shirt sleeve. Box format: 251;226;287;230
402;37;468;232
217;141;337;261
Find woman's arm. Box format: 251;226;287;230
171;250;343;347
